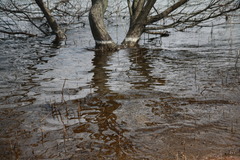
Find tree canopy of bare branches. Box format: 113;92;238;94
0;0;89;42
0;0;239;49
89;0;239;50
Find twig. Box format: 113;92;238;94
10;0;49;36
0;29;37;37
61;79;67;103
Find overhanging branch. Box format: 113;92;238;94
145;0;240;31
147;0;189;24
0;30;37;37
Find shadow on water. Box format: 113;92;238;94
0;16;240;159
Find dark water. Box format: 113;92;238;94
0;16;240;159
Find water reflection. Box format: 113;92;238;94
71;96;135;159
91;51;113;94
0;16;240;159
66;50;135;158
0;39;59;108
128;48;166;89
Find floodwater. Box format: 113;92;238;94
0;15;240;160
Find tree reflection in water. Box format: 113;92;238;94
71;50;136;158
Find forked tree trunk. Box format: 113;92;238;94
88;0;189;50
35;0;65;43
122;0;189;47
89;0;117;51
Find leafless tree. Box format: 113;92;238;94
1;0;239;48
89;0;240;50
0;0;89;43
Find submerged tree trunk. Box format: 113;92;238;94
35;0;65;43
122;0;192;47
122;0;156;47
88;0;239;50
89;0;117;51
121;21;145;47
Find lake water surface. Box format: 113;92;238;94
0;6;240;160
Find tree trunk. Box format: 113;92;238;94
121;22;145;47
89;0;117;51
122;0;156;47
35;0;65;43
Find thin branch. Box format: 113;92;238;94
145;0;240;31
147;0;189;24
127;0;133;16
144;30;170;36
0;29;37;37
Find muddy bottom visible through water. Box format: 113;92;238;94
1;16;240;159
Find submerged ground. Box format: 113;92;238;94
0;15;240;159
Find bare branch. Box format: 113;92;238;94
146;0;240;32
0;29;37;37
127;0;133;16
147;0;189;24
35;0;64;40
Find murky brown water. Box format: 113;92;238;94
0;14;240;159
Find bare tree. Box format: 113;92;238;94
1;0;239;48
0;0;89;42
89;0;240;50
